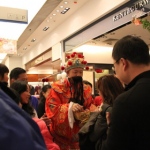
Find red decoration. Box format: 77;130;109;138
73;52;77;55
45;78;49;82
134;19;141;25
71;54;75;58
85;66;89;70
61;66;65;70
68;61;72;65
42;79;46;82
78;54;82;58
84;61;87;64
82;60;87;65
66;55;70;59
95;69;103;73
132;18;142;26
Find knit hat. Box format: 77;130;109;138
61;52;89;72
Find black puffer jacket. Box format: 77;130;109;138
79;104;112;150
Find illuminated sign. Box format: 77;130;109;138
113;0;149;21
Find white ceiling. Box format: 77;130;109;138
0;0;89;62
1;0;150;69
0;0;46;40
17;0;89;56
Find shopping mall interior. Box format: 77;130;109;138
0;0;150;94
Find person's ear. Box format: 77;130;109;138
120;58;128;71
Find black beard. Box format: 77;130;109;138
68;76;84;105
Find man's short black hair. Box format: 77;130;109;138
0;63;9;79
10;67;26;80
112;35;150;65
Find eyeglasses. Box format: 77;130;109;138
112;58;120;74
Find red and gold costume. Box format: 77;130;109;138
45;78;93;150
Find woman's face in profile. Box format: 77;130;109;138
20;85;30;104
43;88;50;99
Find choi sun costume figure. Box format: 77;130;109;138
45;52;93;150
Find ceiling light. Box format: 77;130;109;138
23;47;27;50
110;32;115;35
43;26;49;31
53;13;56;16
49;16;53;19
64;1;68;4
61;8;70;14
31;39;36;42
60;5;63;8
56;10;60;12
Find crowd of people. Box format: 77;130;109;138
0;35;150;150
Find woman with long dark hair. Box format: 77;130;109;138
37;84;51;118
10;80;37;117
79;74;124;150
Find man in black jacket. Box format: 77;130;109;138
101;35;150;150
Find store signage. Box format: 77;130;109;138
113;0;149;21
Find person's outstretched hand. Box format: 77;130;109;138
72;103;83;112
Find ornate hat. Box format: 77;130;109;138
61;52;89;72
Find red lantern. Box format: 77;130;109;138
95;69;103;73
45;78;49;82
42;79;45;82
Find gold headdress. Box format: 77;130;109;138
61;52;89;72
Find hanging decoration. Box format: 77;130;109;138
132;17;150;32
42;78;49;82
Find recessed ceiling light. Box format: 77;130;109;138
49;16;53;19
61;8;70;14
64;1;68;4
53;13;56;16
31;39;36;42
110;32;115;35
56;10;60;12
43;26;49;31
60;5;63;8
23;47;27;50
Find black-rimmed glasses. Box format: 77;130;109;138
112;58;120;74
